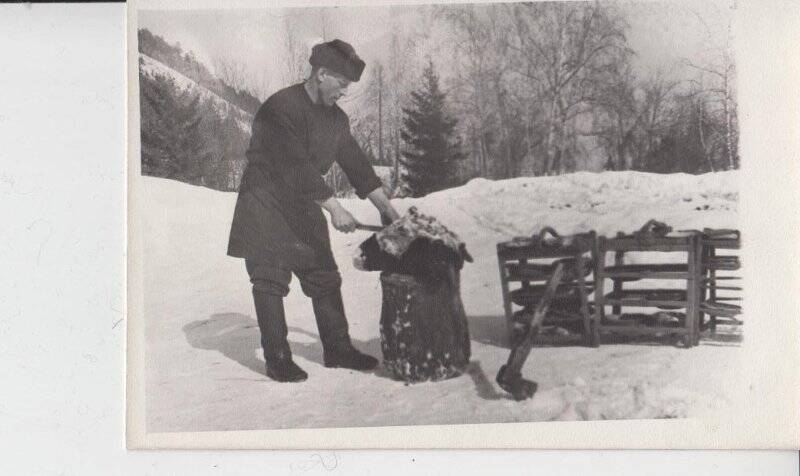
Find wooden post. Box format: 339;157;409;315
693;233;705;345
685;234;700;347
575;246;592;346
612;249;624;316
592;237;607;347
497;245;514;342
707;243;717;334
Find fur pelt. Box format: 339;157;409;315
354;207;472;285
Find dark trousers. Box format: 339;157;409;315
245;257;342;299
245;256;350;359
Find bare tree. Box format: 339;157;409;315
506;2;630;175
593;58;637;170
439;4;512;178
592;59;679;172
213;57;248;91
683;3;738;170
346;20;420;195
281;16;311;85
633;73;680;170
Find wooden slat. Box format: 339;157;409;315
703;256;741;271
603;298;687;309
702;284;742;291
598;324;690;335
542;315;586;323
604;289;687;305
604;235;696;253
702;239;741;250
603;243;692;252
498;246;589;259
605;264;688;272
706;317;743;325
603;270;690;280
701;301;742;317
505;259;593;282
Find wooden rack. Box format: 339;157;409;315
497;228;598;347
592;225;703;348
496;224;742;349
699;228;742;335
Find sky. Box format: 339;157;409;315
139;5;427;99
138;0;735;100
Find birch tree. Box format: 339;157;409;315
505;2;630;175
683;3;738;170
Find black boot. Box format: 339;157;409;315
252;290;307;382
323;340;379;371
265;358;308;383
312;291;379;371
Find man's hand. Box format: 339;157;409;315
316;197;357;233
330;207;357;233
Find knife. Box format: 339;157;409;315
354;222;384;232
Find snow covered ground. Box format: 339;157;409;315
140;171;741;432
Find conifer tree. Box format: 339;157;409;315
139;69;210;185
399;60;464;197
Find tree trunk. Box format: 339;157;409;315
379;271;471;383
471;128;478;176
697;103;715;173
479;132;489;177
393;131;400;194
544;98;559;175
496;85;512;179
616;115;626;171
378;65;384;165
723;72;736;170
525;120;535;176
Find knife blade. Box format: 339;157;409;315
354;223;384;232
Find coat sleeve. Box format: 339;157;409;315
253;99;334;201
335;118;383;200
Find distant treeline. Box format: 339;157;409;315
349;3;739;184
138;29;261;115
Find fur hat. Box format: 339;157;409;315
309;39;365;82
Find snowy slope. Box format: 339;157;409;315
141;171;741;432
139;53;253;132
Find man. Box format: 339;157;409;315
227;39;401;383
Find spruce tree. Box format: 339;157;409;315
139;70;210;185
400;60;464;197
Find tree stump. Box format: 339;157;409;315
379;271;471;383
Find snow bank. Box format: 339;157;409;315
140;171;741;432
432;170;738;238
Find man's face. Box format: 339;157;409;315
317;68;351;107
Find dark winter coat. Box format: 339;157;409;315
227;83;382;269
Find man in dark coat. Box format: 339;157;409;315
228;39;400;382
